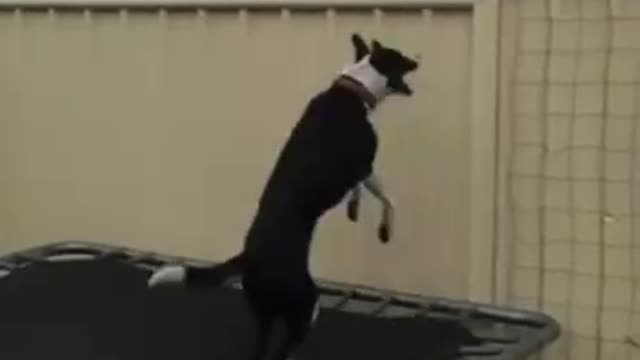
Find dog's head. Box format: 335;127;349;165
345;33;419;98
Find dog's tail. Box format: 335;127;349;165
148;252;246;289
185;252;246;288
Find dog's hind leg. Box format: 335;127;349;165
250;311;275;360
269;291;318;360
268;312;311;360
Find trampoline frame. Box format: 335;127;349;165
0;241;560;360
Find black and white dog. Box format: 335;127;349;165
148;33;419;360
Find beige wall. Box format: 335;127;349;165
0;8;475;298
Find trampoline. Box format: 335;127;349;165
0;241;560;360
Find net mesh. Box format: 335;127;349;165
508;0;640;359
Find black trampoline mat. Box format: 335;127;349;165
0;257;479;360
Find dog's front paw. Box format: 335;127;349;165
378;203;394;243
378;223;392;243
148;265;186;287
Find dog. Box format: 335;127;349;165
147;33;419;360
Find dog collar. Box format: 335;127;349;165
338;56;389;104
335;76;377;110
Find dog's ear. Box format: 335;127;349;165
371;39;382;52
351;33;369;61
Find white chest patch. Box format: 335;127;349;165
339;56;390;102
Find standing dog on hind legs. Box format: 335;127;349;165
147;33;419;360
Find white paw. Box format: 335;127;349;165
148;265;186;287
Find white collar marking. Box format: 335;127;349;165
339;55;390;104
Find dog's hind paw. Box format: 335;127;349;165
148;265;186;287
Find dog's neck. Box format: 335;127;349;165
335;76;378;110
336;56;389;111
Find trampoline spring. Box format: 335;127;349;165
0;260;17;270
414;300;473;321
132;257;165;268
47;243;101;251
454;307;479;326
331;289;356;310
427;302;466;316
96;249;127;260
369;297;392;316
414;302;433;317
474;334;520;345
318;287;345;297
115;251;160;267
98;251;134;263
387;297;422;310
349;289;386;303
471;310;546;329
457;344;503;357
42;247;104;262
5;254;37;267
